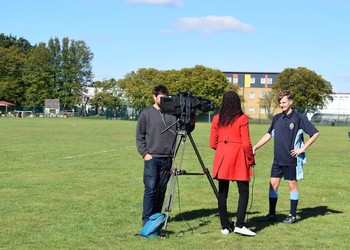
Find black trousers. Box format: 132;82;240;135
218;180;249;229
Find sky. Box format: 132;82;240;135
1;0;349;93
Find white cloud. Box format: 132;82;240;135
335;73;350;80
127;0;183;7
160;29;175;35
174;16;254;34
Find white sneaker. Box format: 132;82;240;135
234;226;256;236
221;228;231;235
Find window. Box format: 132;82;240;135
233;77;238;84
250;77;255;84
249;92;255;99
249;107;254;114
260;108;265;114
260;78;273;84
227;77;232;83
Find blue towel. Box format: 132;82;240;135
294;129;306;180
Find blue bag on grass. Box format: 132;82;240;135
140;213;165;238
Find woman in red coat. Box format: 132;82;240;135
210;91;256;236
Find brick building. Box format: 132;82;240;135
223;71;279;120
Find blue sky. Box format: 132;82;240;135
1;0;349;93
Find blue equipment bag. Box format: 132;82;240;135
140;213;165;238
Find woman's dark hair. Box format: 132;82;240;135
218;91;243;127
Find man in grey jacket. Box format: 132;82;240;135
136;85;177;226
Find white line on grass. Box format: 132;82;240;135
63;146;136;160
63;149;118;160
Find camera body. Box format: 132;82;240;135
160;91;214;123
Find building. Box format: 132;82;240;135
310;93;350;125
223;71;279;120
317;93;350;115
223;71;350;125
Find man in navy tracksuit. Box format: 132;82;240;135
253;90;319;223
136;85;178;226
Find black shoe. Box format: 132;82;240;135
283;214;297;224
258;214;277;222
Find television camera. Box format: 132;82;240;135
160;91;214;126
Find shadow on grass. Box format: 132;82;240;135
133;207;220;238
161;205;342;236
297;206;342;222
248;206;343;233
165;208;218;237
171;208;217;222
165;208;259;236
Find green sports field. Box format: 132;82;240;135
1;118;349;249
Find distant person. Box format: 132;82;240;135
253;90;319;224
136;85;177;226
210;91;256;236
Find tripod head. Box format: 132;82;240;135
161;117;195;135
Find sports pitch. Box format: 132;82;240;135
1;118;349;249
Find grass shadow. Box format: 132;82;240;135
160;205;343;236
297;206;342;222
166;208;260;235
159;208;218;237
171;208;217;222
247;205;343;233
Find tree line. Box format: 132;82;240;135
118;66;334;116
0;33;93;110
0;33;235;113
0;33;333;116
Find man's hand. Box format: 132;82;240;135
290;148;304;157
144;154;153;161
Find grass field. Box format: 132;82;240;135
1;118;349;249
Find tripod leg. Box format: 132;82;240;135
160;170;177;237
160;133;186;237
188;133;219;199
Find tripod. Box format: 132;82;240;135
159;124;219;237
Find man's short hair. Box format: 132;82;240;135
153;85;169;97
278;90;293;102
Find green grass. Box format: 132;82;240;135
1;118;349;249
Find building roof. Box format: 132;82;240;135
0;101;15;106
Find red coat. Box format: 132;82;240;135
210;114;255;181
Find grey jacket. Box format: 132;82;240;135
136;106;177;158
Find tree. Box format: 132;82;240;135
259;91;275;119
118;65;235;110
47;37;62;92
22;43;56;106
0;33;32;54
173;65;235;107
0;34;32;105
0;46;27;104
117;68;160;109
0;34;94;108
272;67;333;115
58;37;94;109
91;79;119;115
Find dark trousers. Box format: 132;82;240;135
142;157;172;224
218;180;249;229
